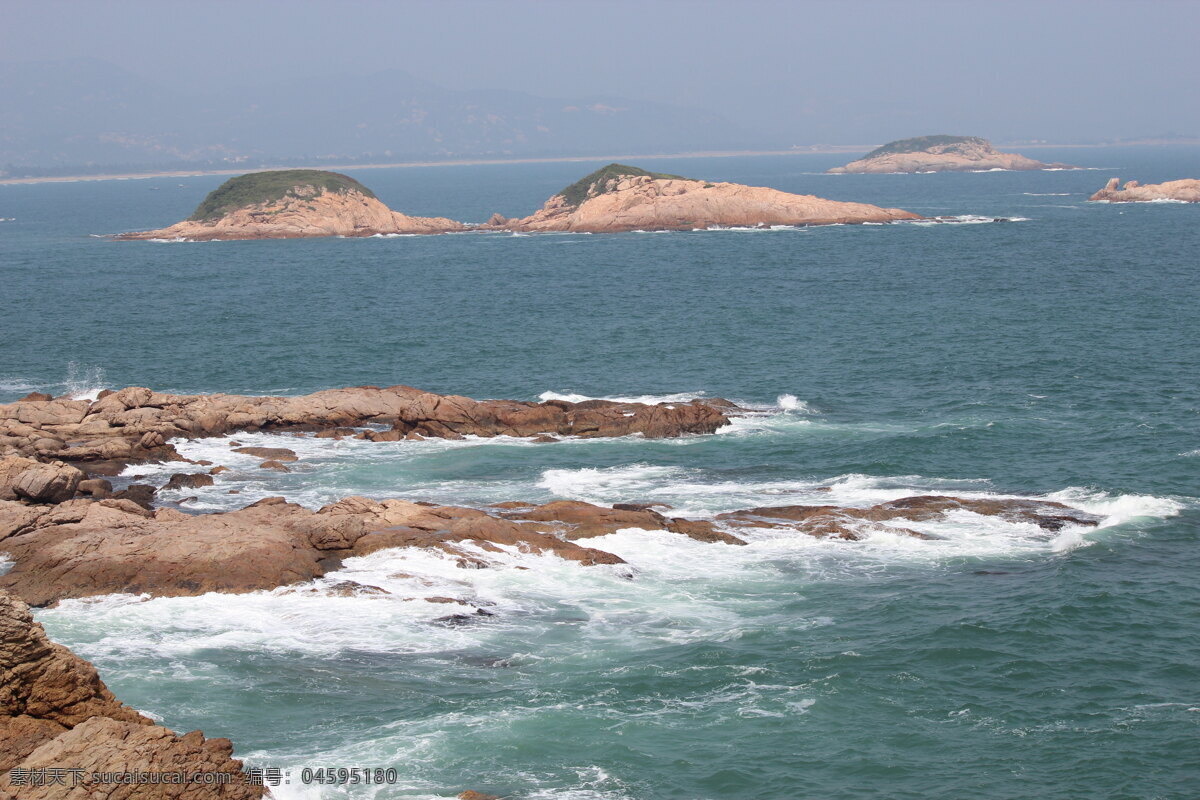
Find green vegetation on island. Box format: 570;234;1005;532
557;163;690;207
188;170;376;221
862;135;988;160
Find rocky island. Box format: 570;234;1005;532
117;169;464;240
483;163;920;232
1089;177;1200;202
828;135;1076;174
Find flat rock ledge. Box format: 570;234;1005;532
0;591;262;799
1089;177;1200;203
0;385;738;474
0;493;1100;608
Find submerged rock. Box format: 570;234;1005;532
162;472;215;491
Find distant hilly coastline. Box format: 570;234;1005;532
828;135;1077;174
118;165;920;240
0;58;758;179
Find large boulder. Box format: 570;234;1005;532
0;457;83;504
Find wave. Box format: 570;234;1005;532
538;390;708;405
1022;192;1075;196
39;472;1183;665
1091;198;1192;204
901;215;1030;226
0;362;108;401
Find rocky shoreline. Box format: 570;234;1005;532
0;383;1107;797
0;592;262;799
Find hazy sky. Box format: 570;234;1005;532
4;0;1199;143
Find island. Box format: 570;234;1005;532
482;163;921;232
827;135;1076;174
1089;177;1200;203
116;169;465;240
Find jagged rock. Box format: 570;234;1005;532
0;592;260;798
0;457;83;504
1089;177;1200;202
0;386;739;475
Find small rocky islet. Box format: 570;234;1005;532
118;164;920;241
827;134;1077;174
1088;177;1200;202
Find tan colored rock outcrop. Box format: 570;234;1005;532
1088;177;1200;202
0;493;1099;607
0;457;83;504
0;591;260;798
0;386;737;473
118;186;464;240
0;496;633;606
828;136;1074;174
485;165;919;232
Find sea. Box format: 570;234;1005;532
1;146;1198;799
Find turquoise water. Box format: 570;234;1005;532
3;147;1199;798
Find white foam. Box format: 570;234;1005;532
537;390;707;405
776;393;817;414
902;215;1029;226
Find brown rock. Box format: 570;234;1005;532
162;472;215;491
110;484;156;510
17;393;53;403
0;592;261;797
459;792;501;800
1088;177;1200;203
232;446;297;461
75;478;113;498
314;427;357;439
209;466;230;475
503;500;669;539
0;457;84;504
258;460;290;472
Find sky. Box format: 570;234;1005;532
3;0;1199;144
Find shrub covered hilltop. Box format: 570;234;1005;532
188;170;376;221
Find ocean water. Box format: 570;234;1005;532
3;147;1199;799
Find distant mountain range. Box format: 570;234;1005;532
0;59;762;177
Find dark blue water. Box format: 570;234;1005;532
5;147;1199;799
